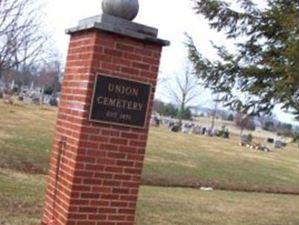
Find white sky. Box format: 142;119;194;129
43;0;298;125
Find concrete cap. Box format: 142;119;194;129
66;14;170;46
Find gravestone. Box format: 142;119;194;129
267;138;274;144
274;140;286;149
192;125;202;135
240;134;251;146
41;1;169;225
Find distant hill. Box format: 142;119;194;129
191;106;232;120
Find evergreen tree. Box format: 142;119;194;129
227;113;234;121
177;107;193;120
187;0;299;118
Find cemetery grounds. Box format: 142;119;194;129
0;101;299;225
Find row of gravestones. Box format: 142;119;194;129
152;115;288;152
240;134;287;152
151;115;230;139
240;135;271;152
267;138;287;149
1;89;60;106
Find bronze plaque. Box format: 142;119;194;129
89;74;152;128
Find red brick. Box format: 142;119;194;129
121;132;139;139
107;152;126;159
123;52;140;61
121;67;139;75
110;201;128;207
103;180;121;186
79;207;97;213
124;168;142;174
116;43;134;51
105;166;123;173
108;215;126;221
100;144;118;151
81;193;100;199
72;185;91;192
102;129;120;137
110;138;128;145
116;160;134;167
98;208;117;214
132;62;150;70
101;63;120;71
112;188;130;194
94;172;113;179
88;215;107;220
76;221;95;225
114;174;132;180
118;146;138;154
42;26;164;225
119;209;136;214
104;48;123;57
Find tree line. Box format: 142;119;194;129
0;0;62;95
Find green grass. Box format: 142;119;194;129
0;169;299;225
1;101;299;194
1;101;299;224
144;127;299;194
0;102;56;174
137;186;299;225
0;168;46;225
1;170;299;225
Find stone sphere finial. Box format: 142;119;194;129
102;0;139;21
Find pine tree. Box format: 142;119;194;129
187;0;299;118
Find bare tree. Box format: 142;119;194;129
47;49;64;93
235;113;256;135
165;67;199;127
0;0;47;80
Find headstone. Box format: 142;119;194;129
182;123;193;134
223;130;230;139
211;128;218;137
41;2;169;225
274;140;286;149
192;125;202;135
3;93;13;104
150;116;160;127
169;123;180;132
240;134;251;146
267;138;274;144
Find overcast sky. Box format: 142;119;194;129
43;0;298;125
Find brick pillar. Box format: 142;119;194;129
41;14;169;225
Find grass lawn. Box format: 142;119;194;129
1;101;299;224
0;168;46;225
144;127;299;194
137;186;299;225
0;102;56;174
1;169;299;225
1;101;299;194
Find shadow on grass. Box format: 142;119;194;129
142;174;299;195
